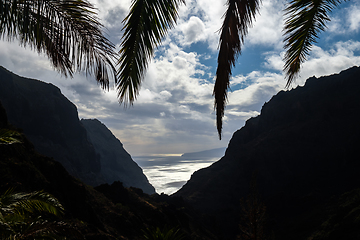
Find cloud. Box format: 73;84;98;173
0;0;359;157
0;41;53;76
177;16;206;45
348;4;360;32
295;40;360;85
246;0;285;48
227;71;284;116
261;39;360;86
141;43;213;106
327;1;360;35
169;0;285;51
170;0;226;50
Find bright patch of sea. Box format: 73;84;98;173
133;155;219;195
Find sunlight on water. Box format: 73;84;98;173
133;156;219;195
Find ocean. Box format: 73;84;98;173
133;155;220;195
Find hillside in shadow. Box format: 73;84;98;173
175;66;360;239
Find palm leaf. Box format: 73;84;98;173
0;0;117;89
214;0;261;139
15;219;83;239
0;129;22;144
143;226;185;240
0;189;82;239
283;0;344;87
117;0;185;105
1;189;64;217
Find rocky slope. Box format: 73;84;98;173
0;66;153;192
174;66;360;239
81;119;155;194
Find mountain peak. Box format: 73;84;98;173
0;66;154;194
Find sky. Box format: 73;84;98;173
1;0;360;156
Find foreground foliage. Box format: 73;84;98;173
0;188;80;239
0;0;117;89
0;129;22;144
143;226;185;240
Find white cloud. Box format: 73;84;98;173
90;0;130;26
227;110;260;119
347;3;360;32
163;0;224;51
328;17;347;35
230;75;247;87
0;41;53;76
263;52;283;71
260;40;360;87
142;43;212;105
246;0;285;48
228;71;284;108
170;0;285;51
177;16;206;45
294;41;360;85
327;1;360;35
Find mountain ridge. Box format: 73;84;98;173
0;66;154;193
181;147;226;159
81;118;155;194
174;65;360;239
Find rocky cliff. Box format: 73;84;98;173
81;119;155;194
174;66;360;239
0;66;154;193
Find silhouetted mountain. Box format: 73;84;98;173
81;119;155;194
181;147;226;159
0;66;153;193
174;66;360;239
2;64;360;239
0;102;216;239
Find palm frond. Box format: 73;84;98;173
283;0;344;87
0;129;22;144
143;226;185;240
214;0;261;139
117;0;185;105
0;189;84;239
0;0;117;89
18;220;84;239
1;189;64;217
13;191;64;217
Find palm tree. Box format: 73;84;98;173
118;0;347;138
0;188;81;239
0;0;117;90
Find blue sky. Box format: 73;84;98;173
1;0;360;156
